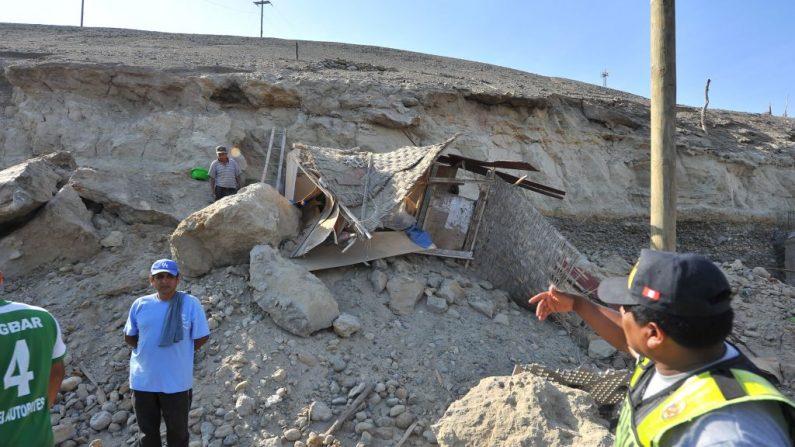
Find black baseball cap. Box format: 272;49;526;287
597;249;732;317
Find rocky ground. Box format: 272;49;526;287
2;206;791;447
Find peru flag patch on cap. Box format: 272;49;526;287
642;286;661;301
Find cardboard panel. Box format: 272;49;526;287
422;192;474;250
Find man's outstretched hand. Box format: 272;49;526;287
528;285;577;321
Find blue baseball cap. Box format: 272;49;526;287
150;259;179;276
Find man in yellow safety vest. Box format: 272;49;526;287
529;249;794;446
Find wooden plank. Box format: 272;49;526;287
261;128;275;183
417;164;439;229
419;249;473;260
293;232;424;271
437;154;540;172
276;128;287;194
395;421;420;447
427;177;489;184
463;170;493;253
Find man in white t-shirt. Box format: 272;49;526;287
208;145;242;202
529;249;794;446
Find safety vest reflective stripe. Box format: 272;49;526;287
615;363;795;446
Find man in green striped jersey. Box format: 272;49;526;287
0;271;66;446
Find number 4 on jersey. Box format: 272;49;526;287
3;339;35;397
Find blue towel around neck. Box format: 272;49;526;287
158;291;185;347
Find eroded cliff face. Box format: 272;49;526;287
1;24;793;222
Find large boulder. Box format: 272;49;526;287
0;184;100;277
0;151;76;226
69;167;208;225
249;244;339;337
170;183;300;277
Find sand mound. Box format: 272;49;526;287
433;372;613;447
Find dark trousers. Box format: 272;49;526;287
132;389;192;447
214;186;237;201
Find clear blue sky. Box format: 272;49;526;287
3;1;793;114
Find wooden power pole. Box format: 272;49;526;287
650;0;677;251
253;1;272;38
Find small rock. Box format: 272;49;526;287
330;356;347;372
493;313;509;325
111;410;129;425
283;428;302;441
52;423;77;444
423;429;438;444
306;431;323;447
588;339;617;359
235;394;256;416
360;431;373;445
387;275;425;315
271;368;286;382
100;231;124;247
348;382;366;398
752;267;771;278
468;296;496;318
388;405;406;417
354;421;375;433
333;313;362;338
438;280;466;304
371;270;388;293
89;411;113;431
373;426;394;440
310;401;332;422
425;296;448;314
298;352;319;366
214;425;234;438
60;376;82;392
395;412;415;429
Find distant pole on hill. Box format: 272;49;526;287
601;70;609;87
80;0;85;27
650;0;677;251
253;1;272;38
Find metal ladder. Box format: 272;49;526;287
260;128;287;194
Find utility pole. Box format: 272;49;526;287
650;0;677;251
253;1;272;38
601;69;609;87
80;0;85;27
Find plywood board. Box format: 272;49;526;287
293;232;424;271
